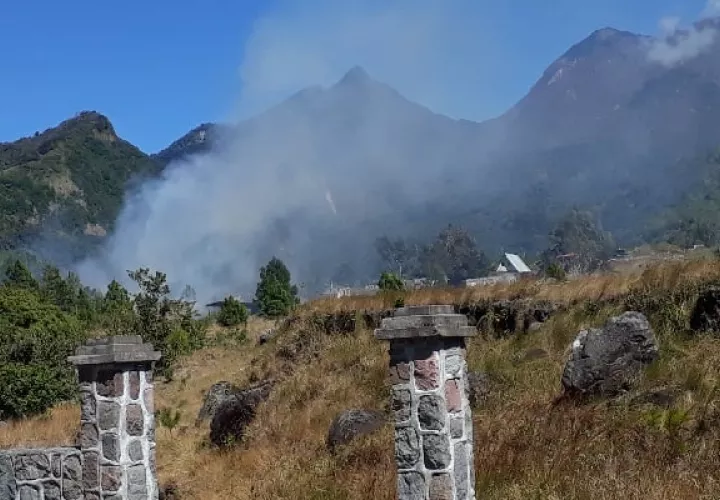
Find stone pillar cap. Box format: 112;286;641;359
68;335;162;366
374;304;476;340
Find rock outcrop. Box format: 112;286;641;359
690;287;720;333
196;381;242;423
326;409;385;452
562;311;659;397
209;379;274;447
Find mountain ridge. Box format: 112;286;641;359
3;20;720;289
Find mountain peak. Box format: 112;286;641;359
56;111;117;138
589;27;622;41
335;66;373;87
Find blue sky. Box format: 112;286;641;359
0;0;710;153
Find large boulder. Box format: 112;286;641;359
209;379;274;447
562;311;659;397
690;287;720;333
326;409;385;452
196;381;242;423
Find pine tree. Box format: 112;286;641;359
5;260;38;290
254;257;299;318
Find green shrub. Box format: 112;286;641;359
0;285;86;419
0;363;73;419
545;262;567;281
217;296;249;327
378;272;404;291
128;268;206;379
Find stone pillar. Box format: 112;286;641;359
375;305;477;500
68;336;161;500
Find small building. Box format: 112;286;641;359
403;277;438;290
321;283;378;298
465;253;533;288
502;253;533;274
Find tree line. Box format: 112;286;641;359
373;208;615;283
0;255;299;421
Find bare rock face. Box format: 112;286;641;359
209;380;274;447
326;409;385;452
562;311;659;397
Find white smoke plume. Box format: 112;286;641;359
646;1;720;67
74;0;491;305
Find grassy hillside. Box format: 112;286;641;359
5;257;720;498
0;111;161;256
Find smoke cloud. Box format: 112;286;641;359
74;0;489;305
646;1;720;67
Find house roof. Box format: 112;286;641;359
504;253;532;273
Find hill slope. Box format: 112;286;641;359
0;111;161;260
6;258;720;498
4;21;720;290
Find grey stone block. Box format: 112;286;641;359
398;471;425;500
445;354;462;377
68;336;161;366
429;473;453;500
62;455;82;481
392;387;412;422
50;454;61;478
62;479;83;500
80;388;96;422
14;453;50;481
126;404;145;436
98;402;120;431
380;314;469;331
454;442;470;500
395;425;421;469
128;464;146;486
101;465;122;492
42;480;61;500
144;388;154;414
82;451;99;490
101;433;120;462
394;305;455;317
96;370;124;398
17;485;40;500
423;433;451;470
375;325;476;340
418;395;446;431
128;440;144;462
80;423;99;449
129;371;141;400
0;455;16;500
449;416;464;439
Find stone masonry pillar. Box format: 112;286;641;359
375;305;477;500
68;336;161;500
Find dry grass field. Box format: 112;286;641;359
4;257;720;499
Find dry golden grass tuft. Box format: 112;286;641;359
0;404;78;448
5;257;720;498
309;256;720;314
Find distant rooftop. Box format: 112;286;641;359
504;253;532;273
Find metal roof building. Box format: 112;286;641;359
504;253;532;273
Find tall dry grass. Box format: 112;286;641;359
309;256;720;314
3;257;720;498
